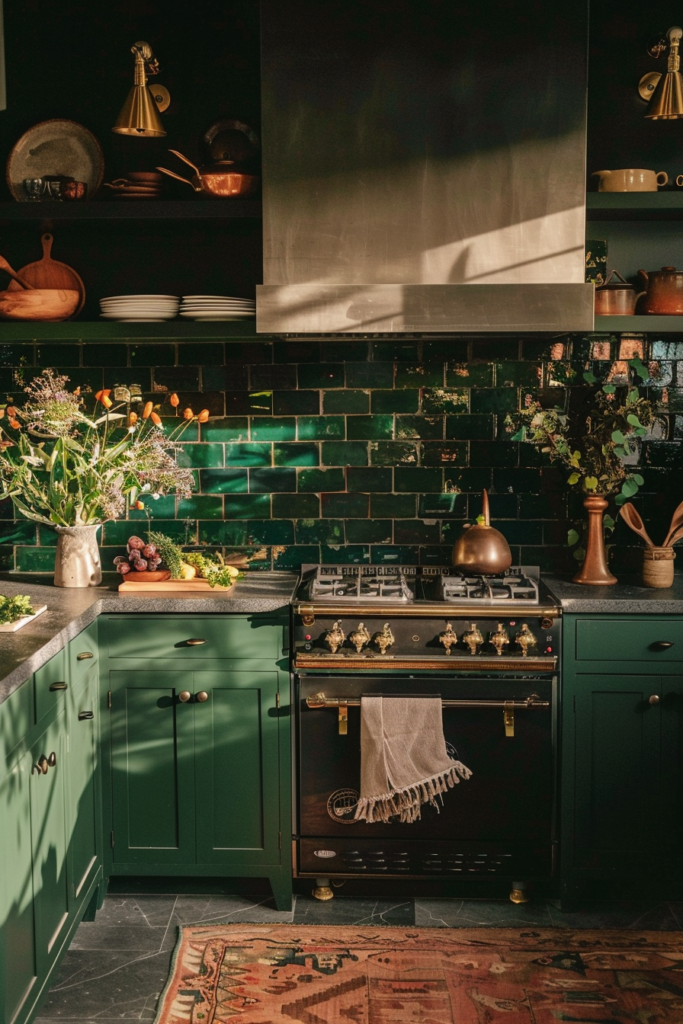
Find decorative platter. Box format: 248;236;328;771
0;604;47;632
7;119;105;202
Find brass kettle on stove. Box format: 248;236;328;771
451;490;512;575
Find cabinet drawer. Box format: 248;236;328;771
69;620;98;683
34;649;69;723
575;617;683;663
105;615;282;661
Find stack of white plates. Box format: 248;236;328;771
179;295;256;321
100;295;180;322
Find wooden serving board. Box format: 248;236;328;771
118;578;234;593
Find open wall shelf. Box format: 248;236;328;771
0;321;265;340
0;201;262;222
592;315;683;332
587;193;683;220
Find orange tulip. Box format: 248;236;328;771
102;395;113;409
197;409;210;423
128;412;138;426
151;411;162;427
169;393;180;407
6;406;16;417
142;401;153;420
183;407;194;420
9;418;20;429
0;408;4;419
95;389;111;405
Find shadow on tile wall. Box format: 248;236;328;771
0;332;679;575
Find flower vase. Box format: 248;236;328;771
54;524;102;588
572;496;617;586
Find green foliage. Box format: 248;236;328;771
0;594;34;624
183;551;243;588
147;531;184;578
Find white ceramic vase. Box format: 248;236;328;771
54;524;102;588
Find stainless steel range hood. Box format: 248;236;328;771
257;0;593;333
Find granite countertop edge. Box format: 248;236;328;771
543;574;683;613
0;573;298;705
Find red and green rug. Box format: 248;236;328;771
155;923;683;1023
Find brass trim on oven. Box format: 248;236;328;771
295;655;557;672
294;602;560;621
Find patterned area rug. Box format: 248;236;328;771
154;924;683;1023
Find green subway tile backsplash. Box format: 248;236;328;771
1;334;669;576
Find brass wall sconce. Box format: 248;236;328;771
113;41;170;137
639;26;683;118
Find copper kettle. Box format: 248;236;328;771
452;490;512;575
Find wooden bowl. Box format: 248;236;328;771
124;569;171;583
0;288;80;321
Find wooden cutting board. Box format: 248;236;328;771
118;578;234;592
8;233;86;315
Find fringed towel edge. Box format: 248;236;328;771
353;759;473;824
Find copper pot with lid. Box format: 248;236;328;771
637;266;683;315
451;489;513;575
595;270;645;315
157;150;259;198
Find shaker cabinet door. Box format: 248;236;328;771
66;663;101;904
109;672;196;865
193;670;282;866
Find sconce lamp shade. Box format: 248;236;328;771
645;26;683;119
113;41;167;137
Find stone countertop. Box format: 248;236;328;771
0;572;298;705
543;574;683;613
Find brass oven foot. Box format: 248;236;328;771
313;878;334;901
509;880;530;904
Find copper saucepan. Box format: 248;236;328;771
451;489;513;575
156;150;259;198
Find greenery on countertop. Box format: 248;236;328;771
147;530;185;578
0;594;34;624
146;531;243;587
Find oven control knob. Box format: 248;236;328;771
373;623;395;654
540;616;553;630
323;620;346;654
349;622;371;653
462;623;484;656
489;623;510;656
515;623;537;657
438;622;458;655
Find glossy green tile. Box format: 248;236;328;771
250;417;296;441
295;519;345;543
495;362;542;387
445;414;495;440
104;519;188;545
418;492;466;517
470;339;520;361
422;340;468;361
371;493;416;518
346;415;393;440
177;496;223;520
201;417;249;441
370;441;418;465
298;468;346;492
154;367;200;390
200;468;248;493
421;388;469;413
320;544;370;563
370;545;419;565
245;520;295;545
446;362;494;387
346;467;393;492
298;363;345;389
470;441;518;467
224;494;272;518
250;364;297;390
274;442;320;466
0;546;13;570
36;344;80;366
203;366;248;390
198;521;249;546
370;341;419;361
483;493;518;517
371;390;419;413
178;443;225;468
394;467;443;492
346;362;394;388
395;363;444;388
0;521;36;545
297;416;345;439
14;546;55;571
492;468;542;492
130;344;175;366
37;525;58;545
470;389;519;414
224;390;271;416
519;493;568;518
420;545;455;565
178;343;224;365
274;340;321;363
225;442;272;467
0;343;35;366
395;416;443;440
321;441;368;466
83;344;127;367
249;468;296;492
323;389;370;414
321;492;370;517
394;520;441;544
131;495;177;519
345;519;393;543
274;390;320;415
496;520;543;545
273;493;320;517
420;441;466;466
274;544;321;568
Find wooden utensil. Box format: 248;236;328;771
0;288;80;321
665;523;683;547
619;502;655;546
662;499;683;546
0;255;34;290
7;233;85;316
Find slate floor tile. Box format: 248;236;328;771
414;898;553;928
547;900;681;930
69;923;171;952
293;895;414;926
80;894;176;929
165;894;296;943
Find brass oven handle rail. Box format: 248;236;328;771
305;692;550;738
295;603;560;624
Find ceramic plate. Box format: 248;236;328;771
182;295;255;301
102;294;179;300
99;314;174;321
179;312;254;320
7;120;104;202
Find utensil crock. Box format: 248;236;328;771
637;266;683;315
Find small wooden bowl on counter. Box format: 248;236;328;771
122;569;172;583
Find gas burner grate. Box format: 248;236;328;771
310;568;415;602
440;573;539;605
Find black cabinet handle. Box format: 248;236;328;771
78;710;94;720
76;651;94;661
650;641;674;651
49;681;68;691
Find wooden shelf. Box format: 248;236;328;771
0;200;262;222
592;315;683;331
0;321;265;340
587;193;683;220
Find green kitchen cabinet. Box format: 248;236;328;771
561;614;683;901
101;614;292;911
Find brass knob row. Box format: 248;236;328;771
178;691;210;703
324;621;395;654
439;622;538;657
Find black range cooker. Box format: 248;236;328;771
291;564;560;901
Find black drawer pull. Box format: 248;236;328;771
650;641;674;651
76;651;94;661
78;710;94;720
186;638;207;646
49;681;68;691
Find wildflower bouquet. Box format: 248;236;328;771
0;370;203;527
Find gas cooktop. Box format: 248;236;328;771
299;564;546;607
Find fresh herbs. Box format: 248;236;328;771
0;594;34;624
144;531;243;587
146;531;184;579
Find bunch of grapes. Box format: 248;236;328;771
113;536;163;575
